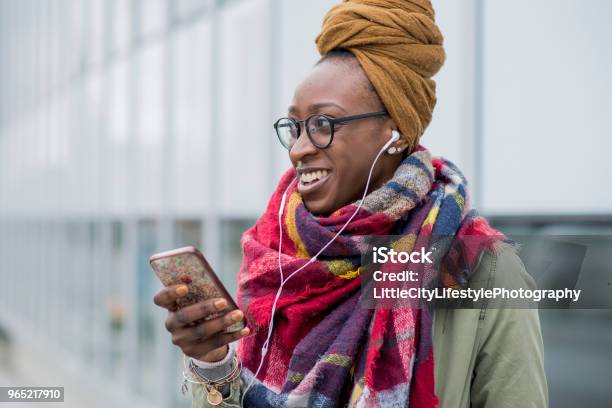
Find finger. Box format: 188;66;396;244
203;327;251;352
153;285;189;308
179;309;245;342
182;327;251;360
173;297;230;327
165;297;229;331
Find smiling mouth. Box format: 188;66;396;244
297;169;331;194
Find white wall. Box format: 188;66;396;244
481;0;612;215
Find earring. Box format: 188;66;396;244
387;146;401;155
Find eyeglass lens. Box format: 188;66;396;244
275;115;333;149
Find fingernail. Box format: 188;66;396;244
231;310;244;322
240;327;250;336
176;285;188;296
214;299;227;310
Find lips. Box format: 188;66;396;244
297;168;332;195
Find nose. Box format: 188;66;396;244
289;128;318;163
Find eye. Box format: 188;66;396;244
309;115;332;136
313;117;326;128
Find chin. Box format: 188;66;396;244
301;181;343;216
303;198;335;217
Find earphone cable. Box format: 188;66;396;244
241;134;397;405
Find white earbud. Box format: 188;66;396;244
242;127;405;405
386;130;402;154
390;129;401;142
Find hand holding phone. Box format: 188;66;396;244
151;246;250;362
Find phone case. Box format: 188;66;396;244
149;246;245;333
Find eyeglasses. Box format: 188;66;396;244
273;110;388;150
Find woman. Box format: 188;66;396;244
153;1;548;407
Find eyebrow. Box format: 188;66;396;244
288;102;347;115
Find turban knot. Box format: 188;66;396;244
315;0;445;150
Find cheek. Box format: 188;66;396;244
331;151;373;200
323;125;385;206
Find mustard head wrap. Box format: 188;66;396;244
315;0;445;151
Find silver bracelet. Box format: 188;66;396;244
181;354;242;405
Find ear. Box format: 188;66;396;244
393;134;410;152
381;118;409;152
387;125;410;152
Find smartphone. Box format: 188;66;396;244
149;246;245;333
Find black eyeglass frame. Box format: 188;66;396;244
273;110;388;149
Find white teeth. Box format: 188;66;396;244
300;170;329;184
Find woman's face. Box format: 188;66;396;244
288;59;407;216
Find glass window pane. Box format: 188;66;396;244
175;0;211;20
110;0;132;54
220;218;255;296
173;21;211;214
107;220;126;378
80;74;105;212
137;219;159;397
175;220;202;248
218;0;271;215
136;42;165;213
108;60;130;212
87;0;106;65
139;0;166;38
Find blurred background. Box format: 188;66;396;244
0;0;610;407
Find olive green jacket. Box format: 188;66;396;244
191;246;549;407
